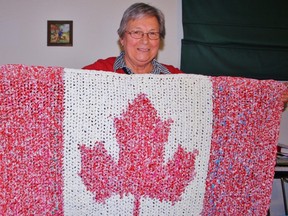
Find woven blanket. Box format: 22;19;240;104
0;64;286;216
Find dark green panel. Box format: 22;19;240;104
182;0;288;28
181;40;288;80
181;0;288;80
183;24;288;47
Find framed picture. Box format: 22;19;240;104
47;20;73;46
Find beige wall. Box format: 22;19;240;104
279;109;288;143
0;0;182;69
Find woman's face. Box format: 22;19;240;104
120;16;161;72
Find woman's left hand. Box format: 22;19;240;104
282;82;288;111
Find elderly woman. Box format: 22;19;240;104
83;2;288;107
83;2;181;74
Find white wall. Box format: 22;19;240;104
271;108;288;216
0;0;182;69
279;109;288;143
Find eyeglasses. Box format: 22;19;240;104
126;31;160;40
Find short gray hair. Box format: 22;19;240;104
117;3;166;39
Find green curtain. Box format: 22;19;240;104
181;0;288;80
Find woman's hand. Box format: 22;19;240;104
282;82;288;111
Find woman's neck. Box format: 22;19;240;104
124;58;153;74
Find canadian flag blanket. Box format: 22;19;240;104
0;64;286;216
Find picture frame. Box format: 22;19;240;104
47;20;73;46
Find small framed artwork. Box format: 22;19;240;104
47;20;73;46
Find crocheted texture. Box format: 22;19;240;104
0;64;64;215
202;77;285;215
63;69;213;216
0;64;286;216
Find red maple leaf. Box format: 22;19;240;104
79;93;199;216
